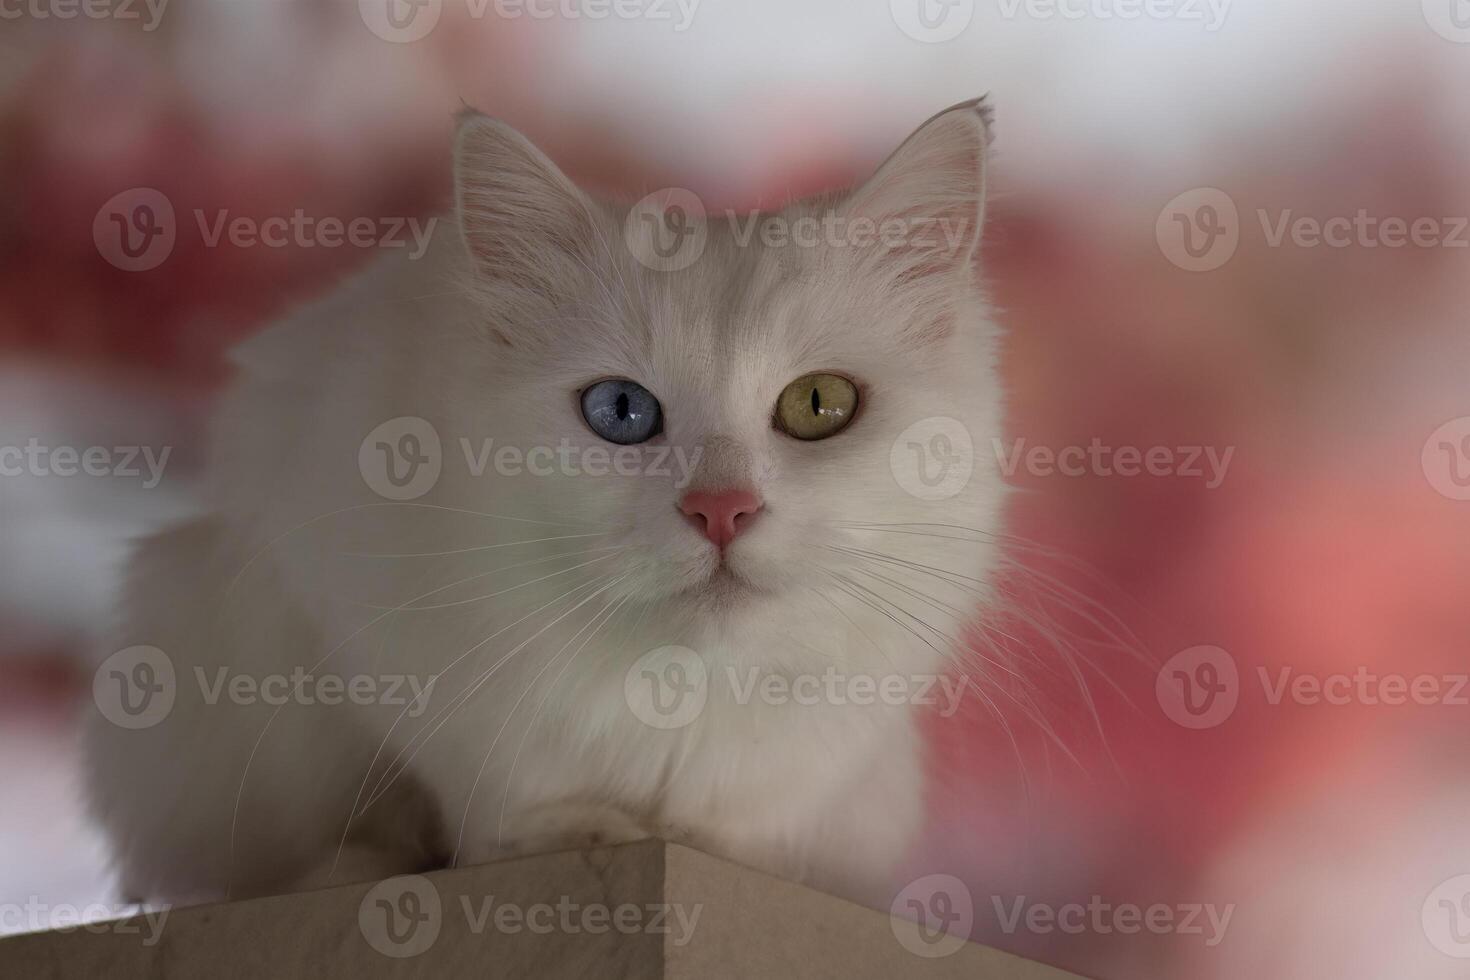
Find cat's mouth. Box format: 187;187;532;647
681;562;767;606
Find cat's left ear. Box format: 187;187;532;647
453;110;598;307
842;97;992;287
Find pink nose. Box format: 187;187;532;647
678;489;763;549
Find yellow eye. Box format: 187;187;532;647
774;373;859;441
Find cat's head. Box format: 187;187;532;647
450;101;1006;650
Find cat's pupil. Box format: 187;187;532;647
810;387;821;415
616;392;630;420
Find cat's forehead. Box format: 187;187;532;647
606;218;841;370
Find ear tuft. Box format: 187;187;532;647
967;94;996;148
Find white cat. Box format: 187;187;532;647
84;98;1006;909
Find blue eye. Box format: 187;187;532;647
580;379;663;445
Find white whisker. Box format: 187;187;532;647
328;569;623;874
358;570;634;814
453;589;634;865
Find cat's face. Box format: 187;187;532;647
451;102;1005;644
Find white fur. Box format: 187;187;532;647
84;99;1006;908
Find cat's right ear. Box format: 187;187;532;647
453;110;598;304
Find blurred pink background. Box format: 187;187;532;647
2;2;1469;977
